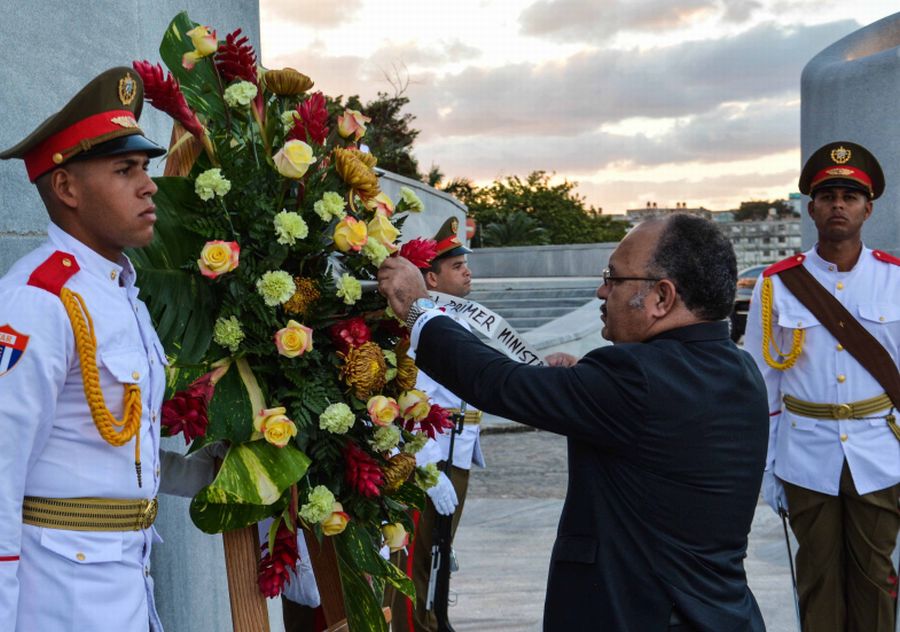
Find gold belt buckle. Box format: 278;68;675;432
138;498;158;530
832;403;853;419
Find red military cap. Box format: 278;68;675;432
432;217;472;261
0;67;165;181
798;141;884;200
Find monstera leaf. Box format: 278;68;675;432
190;440;311;533
159;12;227;123
129;176;215;364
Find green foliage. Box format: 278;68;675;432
733;199;797;221
459;171;628;246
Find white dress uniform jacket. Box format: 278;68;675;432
0;224;167;632
413;314;485;471
745;245;900;496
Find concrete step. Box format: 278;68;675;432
466;277;601;332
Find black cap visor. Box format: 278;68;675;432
70;133;166;164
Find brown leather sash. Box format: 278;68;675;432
777;264;900;436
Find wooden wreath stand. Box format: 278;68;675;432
221;525;390;631
168;127;389;631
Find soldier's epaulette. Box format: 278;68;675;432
763;254;805;278
873;249;900;266
26;250;80;295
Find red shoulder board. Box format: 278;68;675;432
763;254;806;278
873;250;900;266
27;251;80;296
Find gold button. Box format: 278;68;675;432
836;282;844;290
155;466;160;477
791;421;797;428
840;434;848;442
76;552;86;561
52;152;64;164
836;344;844;351
62;258;72;268
880;316;886;322
132;371;141;380
151;411;158;422
110;271;117;280
797;321;803;327
837;374;846;383
828;265;835;271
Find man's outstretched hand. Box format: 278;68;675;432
377;256;430;321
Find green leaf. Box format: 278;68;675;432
129;176;216;364
189;441;310;533
336;521;415;598
206;362;254;443
159;12;226;122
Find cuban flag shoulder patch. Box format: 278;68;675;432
0;324;29;377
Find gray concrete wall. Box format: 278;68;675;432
467;242;617;278
801;12;900;255
0;3;279;631
378;169;469;243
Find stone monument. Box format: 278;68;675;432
801;12;900;254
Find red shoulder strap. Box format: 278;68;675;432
763;253;806;278
27;251;80;296
873;249;900;267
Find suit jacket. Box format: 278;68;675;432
414;317;768;632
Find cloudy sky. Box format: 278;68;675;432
260;1;898;214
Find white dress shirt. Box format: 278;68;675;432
0;223;167;631
745;245;900;496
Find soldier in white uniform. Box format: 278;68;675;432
0;68;218;632
391;218;485;632
745;141;900;631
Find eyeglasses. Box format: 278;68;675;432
601;268;663;286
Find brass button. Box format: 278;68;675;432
836;344;844;351
151;411;158;422
880;316;886;322
836;282;844;290
62;258;72;268
828;265;835;271
76;552;86;561
837;374;846;383
52;152;64;164
840;434;848;442
110;270;117;280
132;371;141;380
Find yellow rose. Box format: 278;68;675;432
198;240;240;278
182;26;219;70
274;140;316;179
333;216;368;252
398;389;430;422
263;416;298;448
367;213;400;252
321;502;350;536
367;395;400;427
365;191;395;217
254;406;289;433
337;109;372;140
382;523;409;552
275;320;314;357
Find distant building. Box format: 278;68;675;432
720;217;802;269
625;202;712;225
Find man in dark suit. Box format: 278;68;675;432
378;214;769;631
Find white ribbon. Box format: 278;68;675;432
429;292;545;366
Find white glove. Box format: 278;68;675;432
158;442;228;498
427;471;458;516
762;469;788;515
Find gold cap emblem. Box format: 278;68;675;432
110;116;139;129
826;167;853;176
830;146;851;164
118;73;137;106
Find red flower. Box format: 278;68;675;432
399;238;438;269
160;367;225;443
289;92;329;146
329;316;371;354
215;29;258;84
415;404;455;440
257;520;299;598
344;443;384;498
132;61;205;139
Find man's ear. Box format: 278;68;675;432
424;270;438;290
651;279;678;317
48;168;80;209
